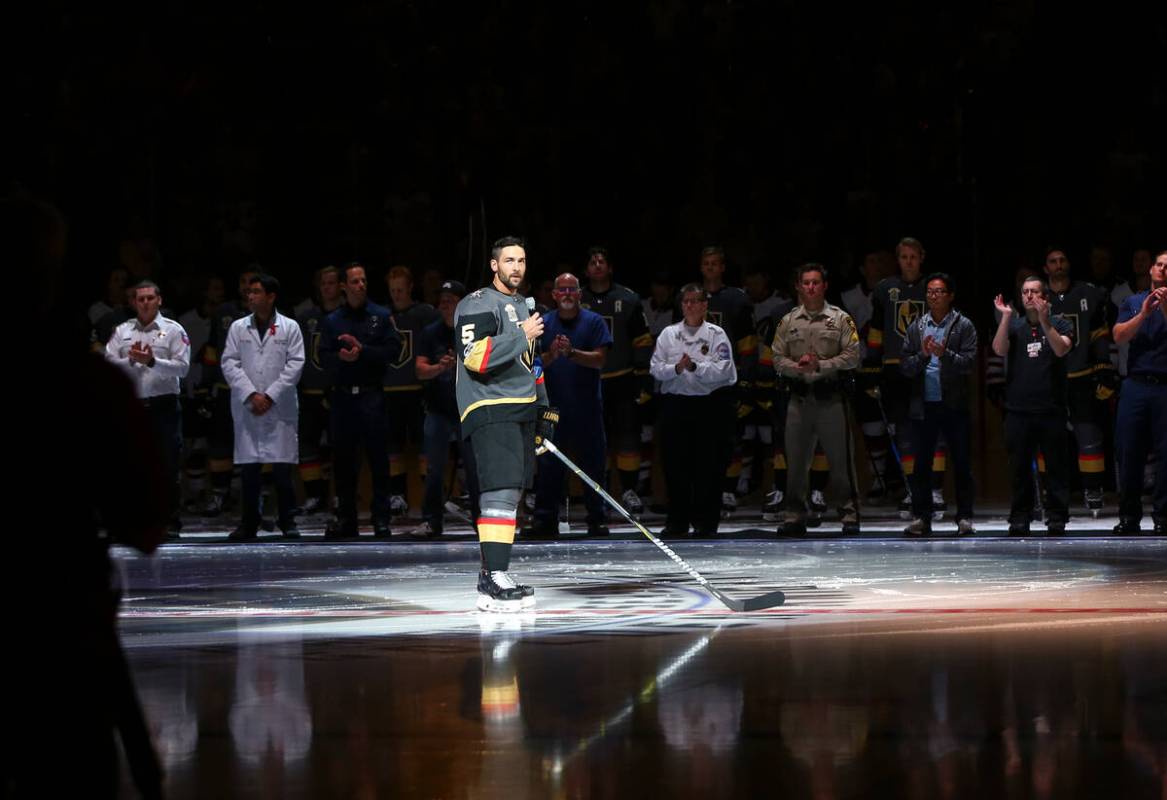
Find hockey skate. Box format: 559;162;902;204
762;489;784;522
477;570;536;612
621;489;644;517
1085;489;1104;519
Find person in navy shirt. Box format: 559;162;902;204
1111;249;1167;534
319;262;402;538
525;273;613;537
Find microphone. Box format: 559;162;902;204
526;296;536;314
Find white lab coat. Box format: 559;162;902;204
221;311;305;464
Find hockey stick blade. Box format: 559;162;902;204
538;440;785;612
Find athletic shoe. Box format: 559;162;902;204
477;570;533;612
762;489;784;521
389;495;409;517
621;489;644;516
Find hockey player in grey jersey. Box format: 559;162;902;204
455;236;555;612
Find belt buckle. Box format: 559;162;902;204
351;386;360;395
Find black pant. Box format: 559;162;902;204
330;388;390;523
240;463;296;528
1005;410;1070;526
658;391;735;534
909;402;974;521
144;395;182;522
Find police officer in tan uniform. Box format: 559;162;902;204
772;264;861;536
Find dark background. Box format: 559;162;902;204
9;0;1166;321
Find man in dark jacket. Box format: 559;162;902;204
320;262;402;538
899;273;978;536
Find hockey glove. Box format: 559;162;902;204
1094;367;1119;400
535;406;560;446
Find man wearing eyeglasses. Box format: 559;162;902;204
650;283;738;537
525;273;613;538
899;273;978;536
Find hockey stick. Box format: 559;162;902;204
537;439;785;612
872;386;912;506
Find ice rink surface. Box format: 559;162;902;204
115;512;1166;798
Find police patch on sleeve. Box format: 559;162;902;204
716;342;731;360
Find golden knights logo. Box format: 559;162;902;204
391;330;414;369
894;300;925;339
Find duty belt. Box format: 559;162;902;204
335;384;382;394
786;378;842;400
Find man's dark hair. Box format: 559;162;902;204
491;236;525;261
133;280;161;296
1043;246;1069;262
796;263;828;283
250;273;280;296
587;245;610;262
342;261;366;282
1020;275;1049;299
925;272;955;293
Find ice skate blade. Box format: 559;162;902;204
477;594;528;613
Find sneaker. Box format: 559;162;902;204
621;489;644;516
955;518;975;536
904;517;931;537
389;495;409;518
477;570;533;612
721;492;738;516
228;524;258;542
898;497;913;520
1084;489;1104;517
931;489;946;522
325;517;358;539
407;521;442;539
